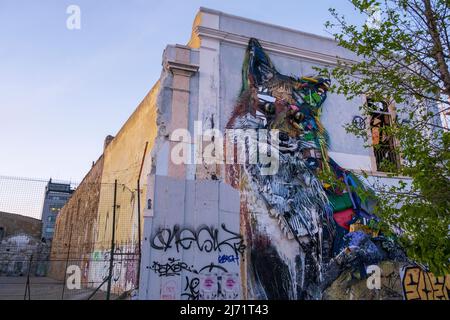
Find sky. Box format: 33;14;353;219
0;0;362;218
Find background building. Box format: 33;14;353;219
0;211;42;242
0;211;49;276
40;180;74;241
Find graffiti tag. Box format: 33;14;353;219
401;266;450;300
151;258;195;277
182;276;200;300
150;224;246;256
218;254;239;265
150;258;228;277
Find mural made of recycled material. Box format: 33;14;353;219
225;38;410;300
142;38;448;301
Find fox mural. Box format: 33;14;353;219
225;39;407;300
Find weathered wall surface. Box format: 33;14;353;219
324;262;450;300
141;178;242;300
48;156;104;280
138;8;428;300
47;52;160;296
70;82;160;295
324;261;406;300
0;213;48;277
140;15;248;300
0;234;49;276
0;211;42;240
95;82;159;251
400;266;450;300
49;79;160;292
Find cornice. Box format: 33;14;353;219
194;25;356;66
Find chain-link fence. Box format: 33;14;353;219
0;176;142;300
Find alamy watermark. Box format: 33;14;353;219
66;5;81;30
66;265;81;290
366;265;382;290
170;121;280;175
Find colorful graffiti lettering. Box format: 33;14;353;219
401;266;450;300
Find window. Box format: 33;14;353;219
367;98;401;172
49;195;69;201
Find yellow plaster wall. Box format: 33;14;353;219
187;11;202;49
95;81;160;249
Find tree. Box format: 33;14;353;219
323;0;450;275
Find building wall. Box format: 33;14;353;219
139;8;413;300
0;213;48;276
49;61;160;295
45;8;419;300
48;156;104;280
0;234;50;277
94;82;159;251
0;211;42;241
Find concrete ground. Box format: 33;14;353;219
0;276;118;300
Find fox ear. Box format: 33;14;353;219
297;76;331;110
241;38;278;92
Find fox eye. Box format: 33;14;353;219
294;112;305;122
263;103;275;114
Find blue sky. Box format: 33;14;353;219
0;0;362;184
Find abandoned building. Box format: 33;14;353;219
0;211;49;276
49;8;447;300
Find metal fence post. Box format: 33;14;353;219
24;254;32;300
106;180;117;300
135;142;148;297
136;179;142;292
61;224;73;300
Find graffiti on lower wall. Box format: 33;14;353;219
150;257;228;277
88;243;139;294
149;223;243;300
183;273;240;300
150;224;245;257
150;257;238;300
157;269;241;300
401;266;450;300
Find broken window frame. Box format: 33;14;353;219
365;96;402;173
